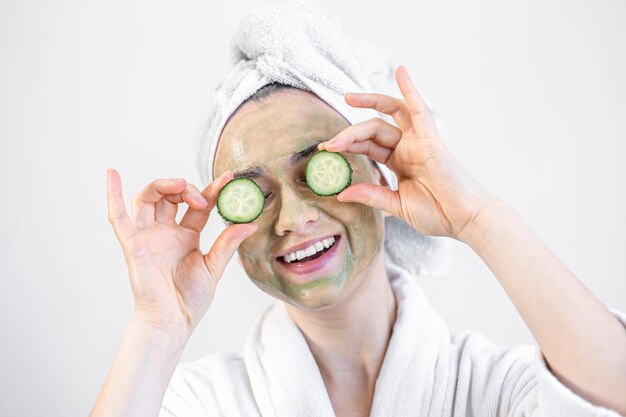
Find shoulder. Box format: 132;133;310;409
172;351;248;385
447;322;626;417
161;352;258;417
450;330;537;372
167;352;251;396
445;330;539;415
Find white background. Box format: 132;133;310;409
1;0;624;415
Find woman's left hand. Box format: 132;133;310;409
318;66;497;243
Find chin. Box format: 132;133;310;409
285;291;345;311
282;268;368;312
247;268;354;310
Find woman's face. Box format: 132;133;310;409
213;89;385;310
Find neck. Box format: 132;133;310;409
284;249;397;389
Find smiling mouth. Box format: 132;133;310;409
276;235;341;264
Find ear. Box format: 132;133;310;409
236;251;243;268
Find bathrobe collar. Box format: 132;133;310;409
243;260;451;417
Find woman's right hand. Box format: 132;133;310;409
106;169;257;338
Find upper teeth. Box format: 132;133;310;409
283;236;336;263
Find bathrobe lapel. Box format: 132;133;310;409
368;261;451;416
243;260;451;417
243;297;336;417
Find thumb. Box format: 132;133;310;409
203;223;257;283
337;183;401;218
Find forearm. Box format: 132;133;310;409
89;317;189;417
462;199;626;414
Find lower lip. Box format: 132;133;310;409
275;235;343;283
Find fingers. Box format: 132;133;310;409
202;223;258;283
155;183;208;223
340;140;392;165
131;178;209;229
343;92;413;132
318;117;401;163
339;66;438;138
179;170;235;233
336;182;402;219
395;66;437;132
131;178;185;228
106;169;136;241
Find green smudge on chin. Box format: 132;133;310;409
271;243;355;306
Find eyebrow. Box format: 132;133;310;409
233;166;266;179
290;142;322;166
232;140;323;179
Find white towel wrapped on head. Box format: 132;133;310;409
195;0;453;277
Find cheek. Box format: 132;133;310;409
237;221;278;286
339;158;385;261
237;227;275;281
321;193;383;267
346;204;384;259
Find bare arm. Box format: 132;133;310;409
320;65;626;415
461;199;626;415
90;169;257;417
90;318;188;417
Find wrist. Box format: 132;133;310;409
457;198;516;248
89;314;189;416
127;313;192;353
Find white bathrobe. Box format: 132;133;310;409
159;260;625;417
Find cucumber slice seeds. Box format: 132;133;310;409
216;178;265;224
305;150;353;196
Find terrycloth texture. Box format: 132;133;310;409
195;0;453;278
159;259;626;417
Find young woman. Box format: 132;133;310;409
92;67;626;417
91;2;626;416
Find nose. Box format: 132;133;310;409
274;184;319;237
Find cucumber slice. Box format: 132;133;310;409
216;178;265;223
306;150;352;196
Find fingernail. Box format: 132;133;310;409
326;137;338;146
402;66;413;82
